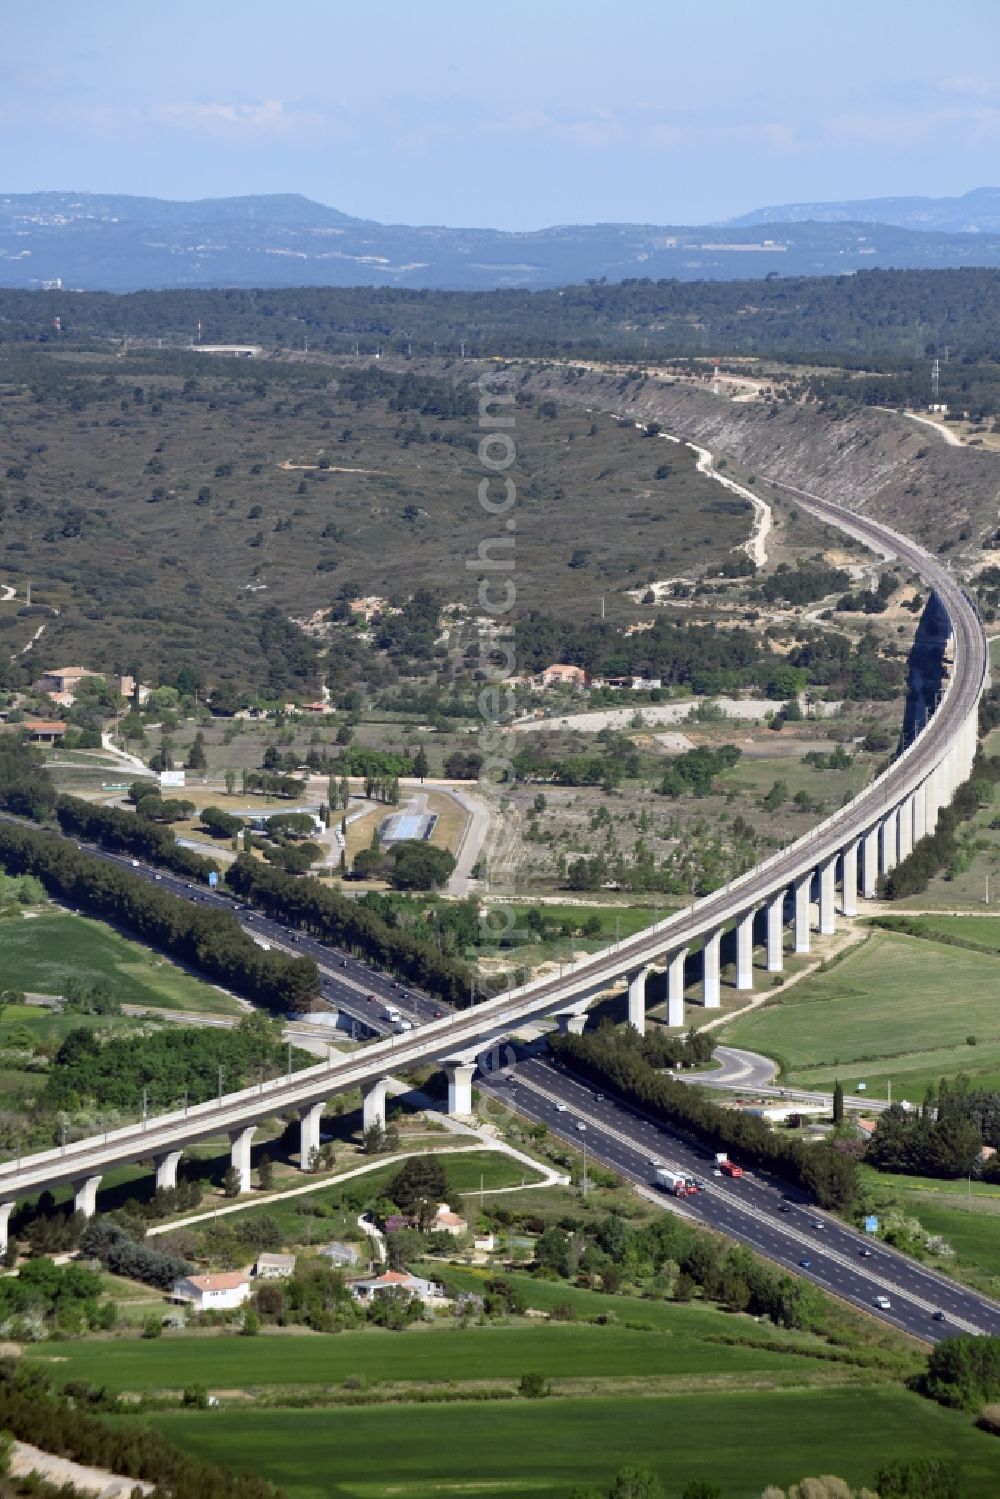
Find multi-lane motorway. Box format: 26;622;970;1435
17;827;1000;1344
487;1052;1000;1344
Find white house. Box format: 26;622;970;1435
430;1202;467;1237
254;1252;296;1280
319;1241;361;1268
171;1271;251;1310
348;1270;442;1306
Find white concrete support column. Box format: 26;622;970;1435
666;948;688;1027
841;840;859;918
627;966;650;1036
765;892;784;973
862;827;879;898
228;1125;255;1195
735;910;755;991
702;928;722;1008
556;1010;588;1036
362;1077;389;1134
793;875;811;954
818;857;836;936
922;769;940;836
154;1150;182;1192
445;1060;477;1117
300;1101;325;1169
0;1203;13;1257
898;796;914;861
881;807;898;876
912;783;927;844
73;1175;102;1218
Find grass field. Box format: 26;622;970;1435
909;914;1000;951
723;929;1000;1099
861;1166;1000;1286
0;910;243;1015
142;1388;1000;1499
26;1314;837;1392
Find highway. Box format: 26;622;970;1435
487;1050;1000;1345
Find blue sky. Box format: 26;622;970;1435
2;0;999;227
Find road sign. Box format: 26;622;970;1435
864;1215;878;1234
208;871;219;889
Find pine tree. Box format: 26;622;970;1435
832;1079;844;1126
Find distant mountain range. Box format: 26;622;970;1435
728;186;1000;234
4;189;1000;292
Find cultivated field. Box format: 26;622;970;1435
722;928;1000;1099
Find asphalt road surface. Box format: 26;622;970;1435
480;1049;1000;1346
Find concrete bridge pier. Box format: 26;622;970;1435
702;929;722;1008
861;827;880;898
362;1077;389;1134
555;1009;589;1036
229;1125;255;1194
793;875;811;954
666;948;688;1026
73;1175;102;1218
765;892;784;973
444;1060;477;1117
0;1202;13;1256
299;1101;326;1168
912;784;927;844
627;965;650;1036
735;910;755;991
841;840;859;918
897;795;914;862
818;856;837;936
154;1149;183;1192
880;807;899;876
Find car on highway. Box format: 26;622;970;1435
810;1220;824;1230
799;1257;812;1269
555;1103;567;1113
576;1121;586;1132
778;1203;790;1213
932;1310;946;1322
874;1295;891;1311
859;1247;873;1258
595;1092;605;1102
433;1010;444;1019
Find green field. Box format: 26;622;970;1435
142;1388;1000;1499
0;910;243;1014
909;914;1000;951
27;1314;834;1392
723;929;1000;1099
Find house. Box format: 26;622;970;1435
300;701;334;715
171;1271;251;1309
254;1252;296;1280
24;720;67;744
45;691;77;710
348;1270;442;1306
473;1231;496;1254
430;1202;467;1237
319;1241;361;1268
37;666;94;695
349;595;386;623
539;663;590;690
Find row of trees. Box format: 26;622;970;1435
0;819;319;1015
879;754;1000;898
224;854;473;1005
55;792;216;880
550;1025;858;1209
866;1075;1000;1179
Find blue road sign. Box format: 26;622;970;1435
208;871;219;889
864;1215;878;1234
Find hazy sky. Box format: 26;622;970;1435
3;0;1000;227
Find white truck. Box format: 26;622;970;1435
385;1005;401;1023
655;1167;690;1197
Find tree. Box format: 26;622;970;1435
518;1371;549;1398
832;1080;844;1127
224;768;236;796
257;1154;274;1191
240;1308;261;1336
413;744;429;781
185;732;207;770
221;1167;242;1198
607;1466;664;1499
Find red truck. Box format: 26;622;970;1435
716;1152;744;1179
